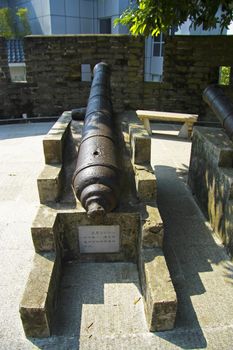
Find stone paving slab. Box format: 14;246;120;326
0;123;54;349
53;262;147;338
151;124;233;349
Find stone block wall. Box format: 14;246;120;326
24;35;144;116
1;34;233;119
162;36;233;121
188;126;233;257
0;37;32;117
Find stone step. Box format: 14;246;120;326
19;252;61;338
37;164;62;204
139;248;177;332
43;112;71;164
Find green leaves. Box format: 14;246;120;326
0;7;31;38
115;0;233;36
16;8;31;37
0;8;14;39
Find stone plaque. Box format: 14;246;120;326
78;225;120;253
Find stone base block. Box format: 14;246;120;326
20;112;177;339
188;127;233;256
31;206;59;252
139;248;177;332
129;124;151;165
37;164;62;204
19;252;60;338
141;204;163;248
43;112;71;164
134;164;157;201
30;204;141;263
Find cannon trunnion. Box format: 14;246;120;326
72;62;119;218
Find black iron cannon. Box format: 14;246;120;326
72;62;119;218
203;85;233;140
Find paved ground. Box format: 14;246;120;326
0;123;54;349
0;122;233;349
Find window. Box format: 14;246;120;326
100;18;111;34
219;66;231;85
153;34;165;57
152;74;162;83
81;64;92;82
6;39;26;82
9;63;26;82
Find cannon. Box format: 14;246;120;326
203;85;233;140
72;62;119;218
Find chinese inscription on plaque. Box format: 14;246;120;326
78;225;120;253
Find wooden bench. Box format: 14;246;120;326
136;110;198;138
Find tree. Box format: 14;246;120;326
16;8;31;37
0;8;14;39
115;0;233;36
0;7;31;38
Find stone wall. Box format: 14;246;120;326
24;35;144;116
1;34;233;119
0;37;31;117
162;36;233;121
188;126;233;257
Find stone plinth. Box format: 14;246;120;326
188;126;233;256
43;112;71;164
141;204;164;248
19;252;60;338
20;112;177;338
129;123;151;165
134;164;157;201
37;164;62;204
139;248;177;331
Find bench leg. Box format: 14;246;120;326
187;122;194;138
143;118;152;136
178;122;189;138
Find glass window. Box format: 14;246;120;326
9;63;26;82
100;18;111;34
153;34;165;57
81;64;92;82
153;44;160;57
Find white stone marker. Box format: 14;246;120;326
78;225;120;253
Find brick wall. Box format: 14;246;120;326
1;34;233;120
161;36;233;121
0;36;33;117
24;35;144;116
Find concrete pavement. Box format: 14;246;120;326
1;121;233;349
0;123;54;349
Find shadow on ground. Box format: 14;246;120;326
0;122;54;140
31;262;144;350
153;164;233;349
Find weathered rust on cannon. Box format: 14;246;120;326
203;85;233;140
72;62;119;219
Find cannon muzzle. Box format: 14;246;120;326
203;85;233;140
72;62;119;218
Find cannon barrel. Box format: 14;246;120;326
72;62;119;218
203;85;233;140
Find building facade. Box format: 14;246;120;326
1;0;233;82
2;0;130;35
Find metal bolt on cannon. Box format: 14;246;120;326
72;62;119;219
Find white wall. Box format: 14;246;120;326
177;7;228;35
